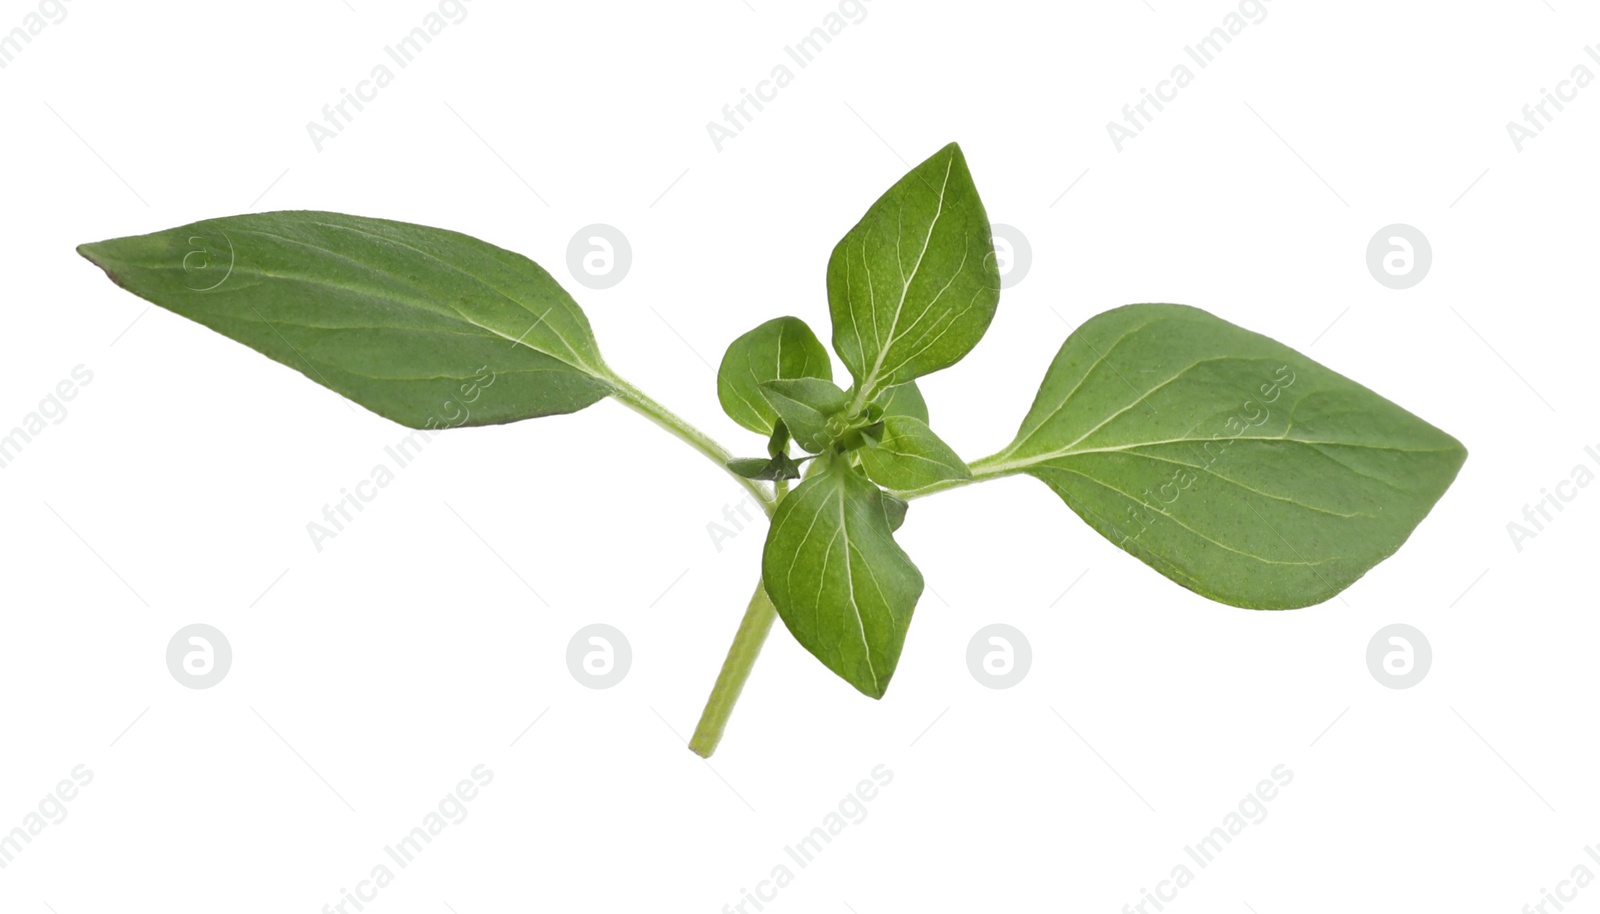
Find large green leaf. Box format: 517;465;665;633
762;455;923;697
827;143;1001;402
984;303;1466;609
858;416;970;492
78;211;612;427
717;316;833;435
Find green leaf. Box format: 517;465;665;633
880;492;909;532
759;377;851;452
717;316;833;435
986;303;1467;609
827;142;1001;402
728;457;774;478
875;382;929;423
858;416;970;492
848;420;887;450
767;420;791;459
727;455;803;481
763;377;852;414
762;455;923;698
77;211;612;428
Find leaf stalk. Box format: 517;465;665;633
605;372;777;516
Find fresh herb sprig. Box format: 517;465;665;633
77;143;1466;756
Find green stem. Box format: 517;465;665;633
605;372;776;516
602;369;788;756
601;367;1018;755
688;578;779;757
891;450;1023;501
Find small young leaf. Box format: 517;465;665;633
874;382;929;423
762;377;852;414
762;456;923;698
759;377;851;452
717;316;833;435
77;211;612;427
767;420;791;459
827;143;1001;402
727;455;802;481
850;420;887;450
858;416;970;492
728;457;775;478
986;303;1467;609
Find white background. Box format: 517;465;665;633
2;1;1597;911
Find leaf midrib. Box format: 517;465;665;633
832;477;882;694
987;433;1461;477
772;470;883;693
1039;463;1338;569
995;335;1457;472
230;224;605;381
854;152;955;400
